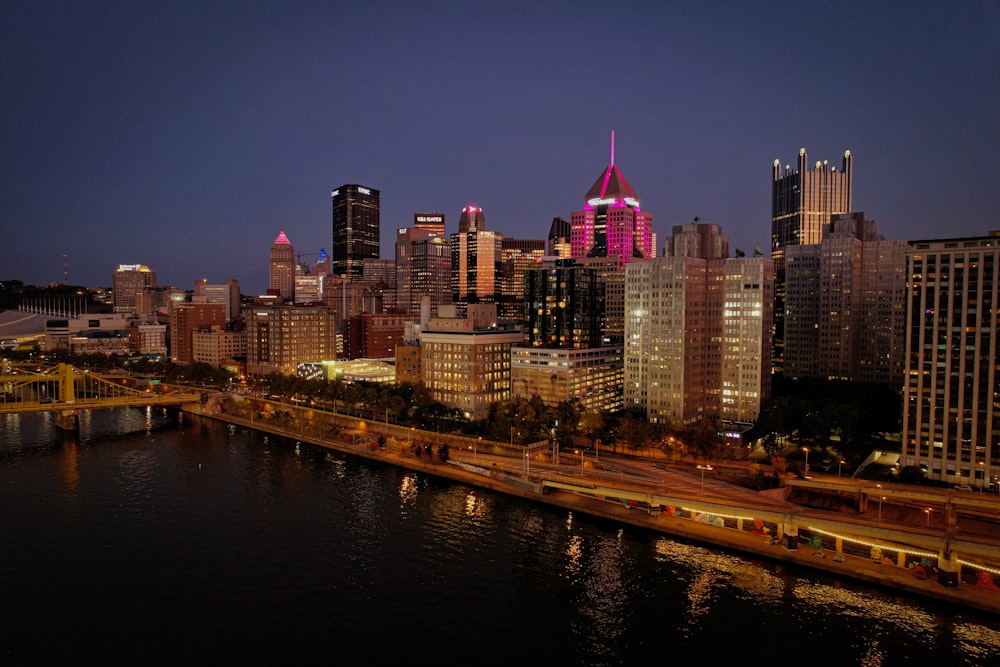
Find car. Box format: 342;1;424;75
39;397;53;404
954;484;973;491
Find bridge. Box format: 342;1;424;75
0;362;202;429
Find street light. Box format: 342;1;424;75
475;436;480;464
979;461;985;493
697;464;713;494
575;449;584;474
801;446;809;475
876;484;884;520
838;459;845;477
924;508;932;527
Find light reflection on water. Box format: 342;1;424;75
1;411;998;663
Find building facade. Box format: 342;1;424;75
499;238;546;322
331;184;380;280
900;233;999;491
112;264;157;314
170;302;228;363
771;147;853;371
451;205;502;312
783;212;907;385
396;226;452;316
268;229;295;303
625;224;773;428
570;134;655;263
245;304;338;376
419;304;522;420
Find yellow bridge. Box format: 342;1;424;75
0;362;202;429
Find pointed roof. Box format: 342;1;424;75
583;131;640;206
273;229;291;245
585;164;639;203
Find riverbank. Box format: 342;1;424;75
185;404;1000;615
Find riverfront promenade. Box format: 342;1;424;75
184;400;1000;615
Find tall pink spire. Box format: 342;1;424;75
610;130;615;166
273;229;291;245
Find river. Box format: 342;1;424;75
1;407;998;664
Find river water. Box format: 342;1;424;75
1;407;998;664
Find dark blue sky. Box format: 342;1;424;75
3;1;998;295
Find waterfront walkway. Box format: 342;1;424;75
187;402;1000;615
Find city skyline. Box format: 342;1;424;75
3;2;998;295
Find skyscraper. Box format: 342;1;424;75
331;184;380;280
783;212;907;385
570;133;655;263
771;147;853;371
901;232;999;491
451;205;502;312
112;264;157;314
396;224;451;316
268;229;295;303
625;223;773;428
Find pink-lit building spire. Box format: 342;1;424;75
569;134;655;262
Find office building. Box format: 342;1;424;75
451;205;502;312
419;304;522;420
625;223;773;428
771;147;853;370
499;238;546;321
192;326;247;368
414;212;446;235
245;304;338;376
511;346;623;413
194;278;241;321
900;232;999;491
548;217;572;258
170;302;228;364
522;258;605;349
784;212;907;385
570;133;655;263
396;226;452;316
269;229;295;303
113;264;157;314
331;184;380;280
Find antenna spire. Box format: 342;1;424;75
610;130;615;166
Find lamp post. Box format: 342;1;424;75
575;450;584;474
876;484;884;520
979;461;984;493
697;464;713;494
801;446;809;475
838;459;845;477
475;436;480;464
924;508;932;527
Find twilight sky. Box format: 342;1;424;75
3;1;999;296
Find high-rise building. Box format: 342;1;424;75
413;213;445;235
269;229;295;303
570;133;655;263
194;278;241;321
522;258;605;349
112;264;157;314
625;223;773;429
245;304;338;376
548;217;572;258
771;148;853;371
451;205;502;312
395;227;451;316
169;302;228;364
361;258;397;313
512;257;622;412
419;304;522;420
665;220;729;260
499;238;546;321
784;212;907;385
900;232;999;491
331;184;380;280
